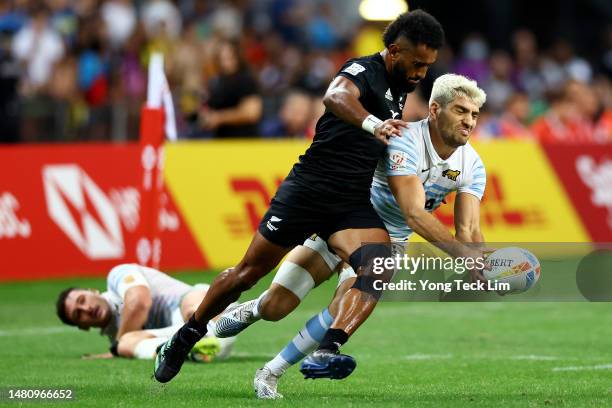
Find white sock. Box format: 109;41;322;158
251;290;268;319
266;354;292;376
133;337;168;360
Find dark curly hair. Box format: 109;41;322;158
383;9;445;50
56;287;76;326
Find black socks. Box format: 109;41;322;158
178;315;208;345
318;328;349;352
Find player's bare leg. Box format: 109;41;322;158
301;228;393;379
215;243;336;338
260;244;335;320
154;232;290;383
327;228;392;335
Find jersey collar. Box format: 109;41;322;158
422;119;442;165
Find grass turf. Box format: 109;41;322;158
1;268;612;407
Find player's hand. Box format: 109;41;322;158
373;119;408;145
81;352;115;360
463;248;490;288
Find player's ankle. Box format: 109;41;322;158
180;315;208;344
318;328;349;352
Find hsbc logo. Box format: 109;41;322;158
42;165;125;259
576;155;612;229
0;192;31;239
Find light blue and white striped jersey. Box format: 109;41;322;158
371;118;486;241
100;264;192;340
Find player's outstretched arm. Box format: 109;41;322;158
389;175;463;252
324;76;406;144
389;175;487;283
115;285;152;340
454;192;485;243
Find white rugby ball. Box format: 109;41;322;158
484;247;541;294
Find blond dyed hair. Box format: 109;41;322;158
429;74;487;108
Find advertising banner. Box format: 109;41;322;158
165;140;591;269
542;144;612;242
1;139;603;281
0;144;207;281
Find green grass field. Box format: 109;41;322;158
1;269;612;407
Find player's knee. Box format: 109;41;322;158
259;285;299;321
328;269;356;315
272;260;315;301
351;275;384;300
214;266;259;292
233;264;266;291
349;243;392;277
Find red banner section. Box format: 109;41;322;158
542;144;612;242
0;144;207;281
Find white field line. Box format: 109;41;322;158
512;355;562;361
552;364;612;372
403;353;453;360
0;326;73;337
400;354;572;362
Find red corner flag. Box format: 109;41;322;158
136;53;177;268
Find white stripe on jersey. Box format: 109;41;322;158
371;118;486;241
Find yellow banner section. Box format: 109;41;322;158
165;140;589;268
165;140;307;267
413;140;589;243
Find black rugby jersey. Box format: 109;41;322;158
275;53;407;209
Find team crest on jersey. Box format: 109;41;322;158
343;63;366;76
123;275;135;284
442;169;461;181
389;150;407;170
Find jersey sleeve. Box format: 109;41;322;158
458;155;486;200
336;59;372;98
385;128;420;176
107;264;150;300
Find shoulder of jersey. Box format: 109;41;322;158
398;121;424;140
342;55;381;76
462;141;484;167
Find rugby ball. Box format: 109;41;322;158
484;247;541;294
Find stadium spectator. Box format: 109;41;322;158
11;5;64;141
141;0;182;41
482;50;514;114
0;1;27;35
260;89;313;138
531;85;592;144
475;92;533;140
453;34;490;84
541;40;593;88
11;5;64;92
49;0;78;45
0;1;608;143
100;0;136;50
199;39;262;138
511;29;547;101
565;80;612;143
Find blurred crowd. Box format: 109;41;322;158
0;0;610;144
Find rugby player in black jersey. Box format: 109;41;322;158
154;10;445;384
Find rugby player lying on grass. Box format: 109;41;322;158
56;264;236;362
213;73;488;398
